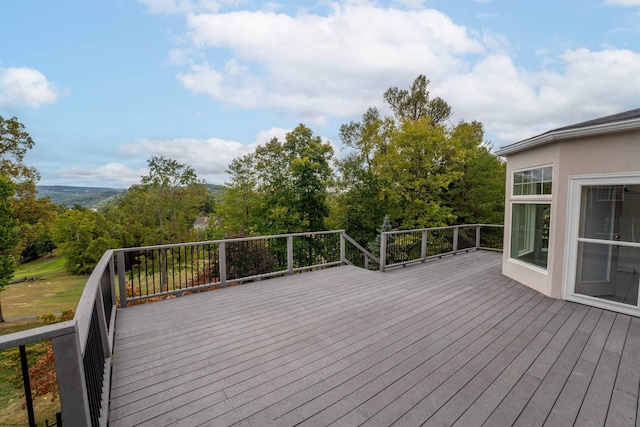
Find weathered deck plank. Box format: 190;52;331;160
108;251;640;426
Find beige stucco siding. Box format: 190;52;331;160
502;129;640;299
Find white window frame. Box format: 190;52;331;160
508;201;551;272
563;172;640;316
512;164;554;198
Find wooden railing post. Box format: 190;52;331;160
380;233;387;272
476;225;481;250
116;251;127;308
287;236;294;274
219;242;226;288
453;227;459;255
52;328;92;427
340;232;346;265
421;230;427;262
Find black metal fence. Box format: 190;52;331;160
380;224;504;270
114;230;370;306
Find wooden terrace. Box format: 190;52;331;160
108;251;640;426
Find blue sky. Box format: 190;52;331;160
1;0;639;188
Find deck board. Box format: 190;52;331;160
108;251;640;426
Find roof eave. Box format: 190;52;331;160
495;117;640;156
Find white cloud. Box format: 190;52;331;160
120;136;253;183
55;128;299;187
55;163;147;188
604;0;640;6
442;48;640;145
177;62;225;98
117;129;294;183
255;127;290;145
0;67;61;107
173;3;484;123
142;0;639;147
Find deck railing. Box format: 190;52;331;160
0;249;116;427
115;230;378;306
0;225;502;425
380;224;504;271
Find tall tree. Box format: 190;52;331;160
0;116;38;185
90;172;217;249
0;175;19;322
117;156;207;246
332;75;504;242
383;75;452;124
0;116;56;261
283;124;334;231
51;206;119;274
331;108;391;244
220;124;334;235
442;121;506;224
216;154;264;236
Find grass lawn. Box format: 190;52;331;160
0;258;91;424
2;256;87;319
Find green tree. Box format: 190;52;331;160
442;121;506;224
0;116;38;185
0;176;19;322
216;154;264;236
383;75;452;124
332;76;504;241
378;118;464;228
117;156;208;246
282;124;334;232
0;116;57;261
51;207;118;274
12;194;58;261
331;108;390;244
220;124;334;235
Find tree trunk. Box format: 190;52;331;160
0;298;5;322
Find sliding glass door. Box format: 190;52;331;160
567;177;640;315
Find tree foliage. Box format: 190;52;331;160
0;175;18;321
331;75;505;242
0;116;56;262
383;75;452;124
218;124;334;235
116;155;208;246
0;116;39;185
51;206;118;274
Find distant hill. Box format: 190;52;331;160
206;183;225;198
37;186;124;209
37;184;226;209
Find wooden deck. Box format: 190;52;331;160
108;251;640;426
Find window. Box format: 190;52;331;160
511;203;551;269
513;166;552;196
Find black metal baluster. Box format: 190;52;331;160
19;345;37;427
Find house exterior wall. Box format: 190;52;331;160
502;128;640;299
